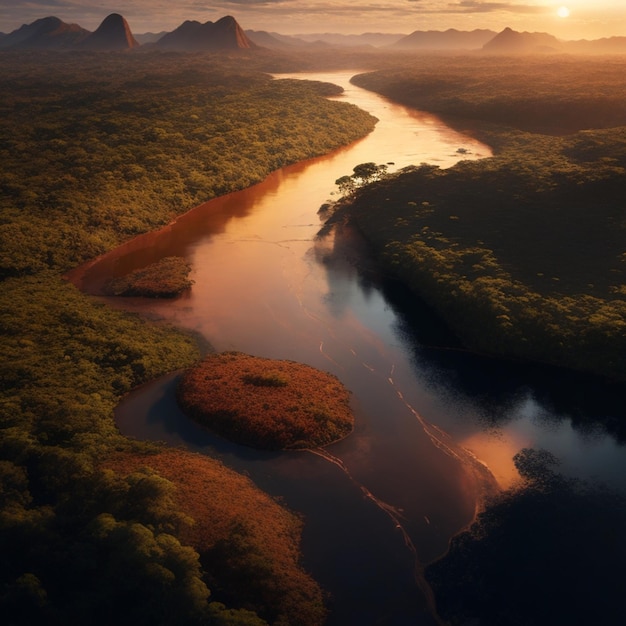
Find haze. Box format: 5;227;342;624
2;0;625;40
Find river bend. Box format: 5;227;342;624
71;72;626;625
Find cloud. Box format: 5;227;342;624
452;1;547;15
0;0;621;37
404;1;547;15
212;1;289;4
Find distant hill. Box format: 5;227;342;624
134;31;167;45
293;32;405;47
0;16;89;49
564;36;626;55
157;15;256;51
391;28;496;50
482;27;562;54
79;13;139;50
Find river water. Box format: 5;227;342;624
71;72;626;625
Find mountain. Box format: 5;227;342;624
245;30;298;49
0;16;89;49
157;15;256;51
79;13;139;50
390;28;496;50
482;27;562;54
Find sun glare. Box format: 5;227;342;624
557;6;571;18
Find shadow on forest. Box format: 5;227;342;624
425;448;626;626
390;274;626;443
326;223;626;443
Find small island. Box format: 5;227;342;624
103;256;193;297
177;352;354;449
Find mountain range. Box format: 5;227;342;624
0;14;255;52
1;14;625;55
390;28;496;50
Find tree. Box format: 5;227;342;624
351;162;388;185
335;163;388;197
334;175;355;196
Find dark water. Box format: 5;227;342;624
73;72;626;624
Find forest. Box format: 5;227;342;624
0;51;376;625
351;55;626;135
3;45;626;626
335;57;626;381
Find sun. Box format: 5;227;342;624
557;6;570;18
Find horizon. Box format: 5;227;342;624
1;1;625;41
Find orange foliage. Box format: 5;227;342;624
177;352;354;449
104;448;326;624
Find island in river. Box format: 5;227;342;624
177;352;355;450
103;256;194;297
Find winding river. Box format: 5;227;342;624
70;72;626;625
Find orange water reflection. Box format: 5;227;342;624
460;430;531;489
72;72;497;569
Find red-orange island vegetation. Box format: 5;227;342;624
177;352;354;450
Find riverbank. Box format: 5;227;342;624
85;68;498;625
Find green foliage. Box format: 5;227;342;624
207;602;268;626
0;53;377;278
335;162;388;196
0;270;207;623
351;162;388;185
352;56;626;135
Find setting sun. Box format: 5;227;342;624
557;6;571;18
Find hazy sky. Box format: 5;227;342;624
1;1;625;39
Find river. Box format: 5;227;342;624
71;72;626;625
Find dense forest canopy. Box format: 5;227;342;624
0;51;376;277
0;51;376;625
334;57;626;381
351;55;626;136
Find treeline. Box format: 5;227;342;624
331;60;626;381
352;55;626;136
0;52;376;625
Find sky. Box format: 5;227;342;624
1;1;625;40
